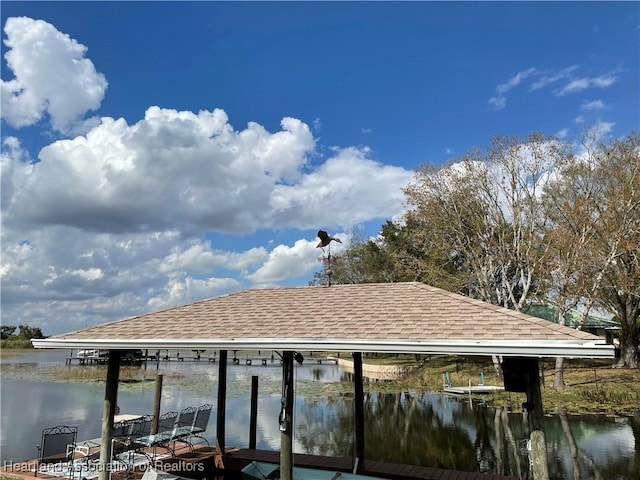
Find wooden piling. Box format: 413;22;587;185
280;351;294;480
151;374;163;434
530;430;549;480
98;350;120;480
352;352;365;473
249;375;259;449
216;350;228;454
523;358;548;480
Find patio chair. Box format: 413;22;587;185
174;406;197;429
133;411;178;458
187;403;212;450
35;425;78;477
129;414;154;438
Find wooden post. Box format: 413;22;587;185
216;350;228;454
98;350;120;480
530;430;549;480
523;358;544;432
151;374;163;434
249;375;259;449
523;358;548;480
280;351;294;480
352;352;365;473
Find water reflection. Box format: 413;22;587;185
1;351;637;480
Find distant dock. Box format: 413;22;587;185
64;349;338;366
444;384;504;395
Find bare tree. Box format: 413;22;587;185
544;131;640;367
404;133;566;311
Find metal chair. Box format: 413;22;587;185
35;425;78;477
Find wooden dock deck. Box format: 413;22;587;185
1;443;217;480
2;445;521;480
222;448;521;480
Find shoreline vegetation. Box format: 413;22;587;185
1;349;638;416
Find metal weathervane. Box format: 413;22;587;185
316;230;342;287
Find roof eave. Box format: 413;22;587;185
31;337;615;359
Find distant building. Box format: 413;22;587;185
523;303;620;345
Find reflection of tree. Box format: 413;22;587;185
474;405;497;474
557;408;603;480
501;409;523;479
632;411;640;468
294;391;638;480
298;392;481;470
296;396;354;457
495;408;504;476
363;392;477;470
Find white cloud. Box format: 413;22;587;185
158;243;268;274
580;99;605;111
245;237;343;285
555;75;616;96
488;96;506;111
0;103;412;334
147;276;241;311
495;67;537;96
489;67;536;110
4;108;320;234
529;65;579;91
72;268;104;281
269;146;412;230
588;119;615;140
1;17;107;134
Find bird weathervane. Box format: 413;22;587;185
316;230;341;286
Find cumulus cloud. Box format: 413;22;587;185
5;108;318;234
269;147;411;230
147;276;241;311
245;236;345;285
1;104;412;333
0;16;414;334
5;107;411;237
1;17;107;134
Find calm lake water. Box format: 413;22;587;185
1;350;638;480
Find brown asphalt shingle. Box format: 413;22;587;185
51;282;599;342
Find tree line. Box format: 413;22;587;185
311;131;639;374
1;324;45;347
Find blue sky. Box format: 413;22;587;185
1;1;638;334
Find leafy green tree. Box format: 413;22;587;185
1;325;17;340
17;324;45;340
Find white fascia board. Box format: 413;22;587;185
32;337;615;359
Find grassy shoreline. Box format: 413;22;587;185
370;354;640;416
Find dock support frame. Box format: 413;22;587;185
98;350;120;480
280;351;295;480
217;350;228;454
353;352;365;473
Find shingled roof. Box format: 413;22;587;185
33;282;614;358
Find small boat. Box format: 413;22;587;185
77;349;109;359
242;461;387;480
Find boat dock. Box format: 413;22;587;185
2;446;521;480
224;449;521;480
64;349;338;366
